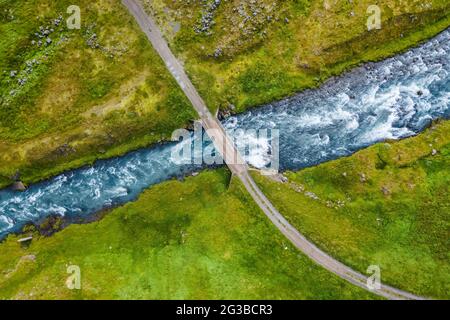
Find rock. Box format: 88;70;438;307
381;186;390;196
217;109;231;120
195;0;222;34
55;143;76;157
11;181;27;192
213;47;223;58
305;191;319;200
21;254;36;261
359;173;367;183
299;62;310;69
291;183;305;193
186;121;195;131
36;215;63;236
18;77;27;86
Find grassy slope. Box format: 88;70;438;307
146;0;450;113
0;0;196;188
0;169;376;300
253;120;450;299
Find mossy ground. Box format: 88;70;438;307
146;0;450;113
0;169;377;300
253;120;450;299
0;0;196;188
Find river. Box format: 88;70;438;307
0;29;449;238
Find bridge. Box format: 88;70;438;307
122;0;424;300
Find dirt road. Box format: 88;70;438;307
122;0;425;300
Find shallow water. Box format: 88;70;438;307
1;29;449;238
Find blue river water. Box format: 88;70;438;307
0;29;449;238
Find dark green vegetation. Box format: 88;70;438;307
253;120;450;299
0;0;196;188
147;0;450;113
0;169;376;299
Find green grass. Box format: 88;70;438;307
252;120;450;299
0;169;377;300
0;0;196;188
146;0;450;113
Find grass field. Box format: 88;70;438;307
0;169;377;300
145;0;450;113
253;120;450;299
0;0;196;188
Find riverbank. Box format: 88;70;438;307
0;0;196;189
0;169;377;300
1;24;449;240
146;0;450;113
1;1;449;190
253;120;450;299
1;120;448;299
